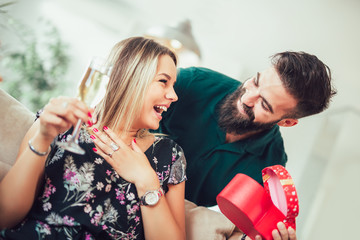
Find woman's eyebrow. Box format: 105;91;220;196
158;73;171;80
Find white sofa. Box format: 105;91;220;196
0;88;34;180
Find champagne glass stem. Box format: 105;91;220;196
71;119;83;144
56;117;85;155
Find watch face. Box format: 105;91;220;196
145;192;159;206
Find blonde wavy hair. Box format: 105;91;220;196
95;37;177;138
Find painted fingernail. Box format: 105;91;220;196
93;128;98;132
103;126;108;131
92;148;97;152
88;111;92;117
133;138;137;143
87;120;93;127
90;135;96;140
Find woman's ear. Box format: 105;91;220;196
277;118;298;127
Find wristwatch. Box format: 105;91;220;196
139;187;164;206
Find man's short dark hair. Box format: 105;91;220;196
272;51;337;119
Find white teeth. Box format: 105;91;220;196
155;106;167;112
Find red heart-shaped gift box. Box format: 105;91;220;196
216;165;299;240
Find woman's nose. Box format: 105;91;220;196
166;87;178;102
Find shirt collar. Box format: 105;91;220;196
215;125;281;156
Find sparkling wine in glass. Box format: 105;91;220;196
56;57;111;155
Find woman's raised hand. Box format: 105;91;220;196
38;97;93;142
90;126;159;192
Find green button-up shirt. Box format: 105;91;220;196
155;67;287;206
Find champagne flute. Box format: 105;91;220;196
56;57;111;155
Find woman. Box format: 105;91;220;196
0;37;186;240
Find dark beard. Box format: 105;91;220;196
218;84;279;135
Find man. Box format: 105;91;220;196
155;51;336;239
157;51;335;206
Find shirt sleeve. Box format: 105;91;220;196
168;142;187;185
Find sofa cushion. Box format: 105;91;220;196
0;88;34;180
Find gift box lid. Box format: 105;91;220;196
262;165;299;229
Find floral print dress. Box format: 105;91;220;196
1;128;187;240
